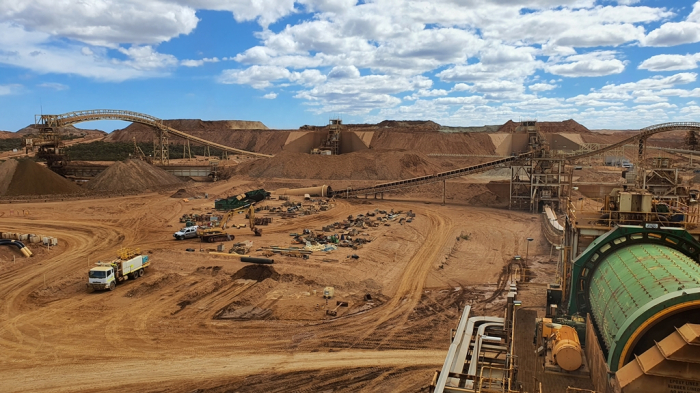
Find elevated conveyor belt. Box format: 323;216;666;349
566;122;700;161
334;153;529;198
37;110;273;158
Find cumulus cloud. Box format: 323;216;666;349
117;45;178;70
2;0;699;127
546;51;626;77
219;65;326;89
0;23;175;81
175;0;298;27
529;83;557;92
0;0;199;48
328;65;360;79
641;2;700;47
638;53;700;71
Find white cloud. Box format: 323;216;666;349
0;0;199;47
529;82;557;92
0;23;174;81
181;57;220;67
117;45;178;71
328;65;360;79
601;72;697;93
38;82;68;91
641;2;700;47
294;74;430;114
638;53;700;71
0;84;22;95
546;51;626;77
432;96;487;106
175;0;298;27
642;21;700;47
219;65;292;89
219;65;327;89
263;92;277;99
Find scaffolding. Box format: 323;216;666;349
510;158;570;213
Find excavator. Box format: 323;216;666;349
196;203;262;242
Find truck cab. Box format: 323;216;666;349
174;225;199;240
88;265;116;291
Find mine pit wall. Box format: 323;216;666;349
282;131;325;153
282;131;373;153
489;133;529;156
547;134;584;151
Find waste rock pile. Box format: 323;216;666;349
234;150;444;180
86;159;183;192
0;159;82;196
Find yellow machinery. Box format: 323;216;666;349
551;325;583;371
197;203;262;242
248;204;262;236
197;204;250;242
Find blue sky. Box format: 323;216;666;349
1;0;700;132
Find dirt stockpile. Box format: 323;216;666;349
0;159;82;196
16;124;106;138
370;130;496;154
497;119;590;134
233;150;446;180
86;159;183;192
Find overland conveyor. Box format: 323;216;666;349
566;122;700;161
333;153;529;198
37;110;273;158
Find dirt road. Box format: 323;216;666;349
0;179;544;392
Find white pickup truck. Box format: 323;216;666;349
173;225;199;240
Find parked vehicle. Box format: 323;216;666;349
173;225;199;240
87;248;150;292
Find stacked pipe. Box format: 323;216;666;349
0;239;33;257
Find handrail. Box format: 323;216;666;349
36;110;273;158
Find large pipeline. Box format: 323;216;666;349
273;185;332;197
0;239;33;257
240;256;274;264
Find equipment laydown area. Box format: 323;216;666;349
0;177;547;392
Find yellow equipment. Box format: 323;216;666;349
197;204;250;242
551;325;583;371
197;203;263;242
248;204;262;236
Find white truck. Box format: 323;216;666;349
173;225;199;240
87;252;150;292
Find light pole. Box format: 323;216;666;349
526;237;534;262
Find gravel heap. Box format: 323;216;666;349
86;159;183;192
0;159;82;196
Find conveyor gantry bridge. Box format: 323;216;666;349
335;122;700;200
335;153;530;198
36;109;273;164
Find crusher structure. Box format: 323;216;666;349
554;225;700;392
